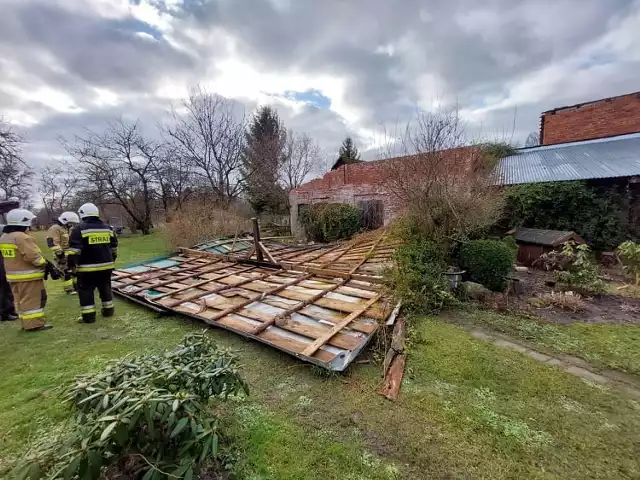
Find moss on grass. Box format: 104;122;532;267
452;309;640;376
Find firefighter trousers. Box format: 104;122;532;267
9;280;47;330
77;270;114;323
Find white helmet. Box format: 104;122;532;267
78;203;100;219
6;209;36;227
59;211;80;225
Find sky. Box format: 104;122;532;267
1;0;639;169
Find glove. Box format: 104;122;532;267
55;250;65;261
45;261;62;281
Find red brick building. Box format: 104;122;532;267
291;91;640;237
540;91;640;146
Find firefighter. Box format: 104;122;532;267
46;211;80;294
68;203;118;323
0;209;51;331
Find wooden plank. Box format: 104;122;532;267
116;258;215;286
315;296;387;320
252;276;352;335
300;294;381;356
222;309;362;350
349;231;387;274
188;274;313;324
258;241;277;264
151;266;258;301
378;353;406;401
125;261;233;294
160;269;278;308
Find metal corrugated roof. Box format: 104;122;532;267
496;133;640;185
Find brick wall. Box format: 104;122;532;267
289;160;403;237
541;92;640;146
289;148;480;237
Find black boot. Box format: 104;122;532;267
78;312;96;324
102;307;115;318
1;313;18;321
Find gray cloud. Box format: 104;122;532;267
0;0;638;173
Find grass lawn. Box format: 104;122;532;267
1;230;640;479
451;309;640;376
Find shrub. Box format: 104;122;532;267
14;332;248;480
386;235;455;314
459;240;515;291
617;241;640;285
166;201;251;249
505;181;627;251
557;242;605;295
380;108;506;249
299;203;361;242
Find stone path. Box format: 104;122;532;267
466;326;640;398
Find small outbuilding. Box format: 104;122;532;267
506;228;586;266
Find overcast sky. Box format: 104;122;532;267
1;0;639;169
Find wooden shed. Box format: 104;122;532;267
506;228;586;266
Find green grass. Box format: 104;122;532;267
451;309;640;376
1;231;640;479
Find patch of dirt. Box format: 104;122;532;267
505;269;640;325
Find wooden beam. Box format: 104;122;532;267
196;273;313;324
258;241;277;264
277;261;384;284
160;269;283;308
252;275;352;335
348;231;387;274
378;353;406;401
300;294;381;356
252;217;264;262
126;261;235;294
151;266;259;302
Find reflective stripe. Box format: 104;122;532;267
6;269;45;281
50;245;62;252
81;229;114;236
68;248;81;255
81;305;96;313
34;256;46;267
102;301;114;308
20;308;45;320
77;262;115;272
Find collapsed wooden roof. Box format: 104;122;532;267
112;229;400;371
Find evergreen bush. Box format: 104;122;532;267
459;240;515;291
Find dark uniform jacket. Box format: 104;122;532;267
68;218;118;273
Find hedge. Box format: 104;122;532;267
299;203;361;242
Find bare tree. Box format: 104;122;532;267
164;87;245;206
0;118;33;201
380;106;505;243
155;144;194;215
525;131;540;147
39;160;81;222
63;119;160;234
280;131;324;191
